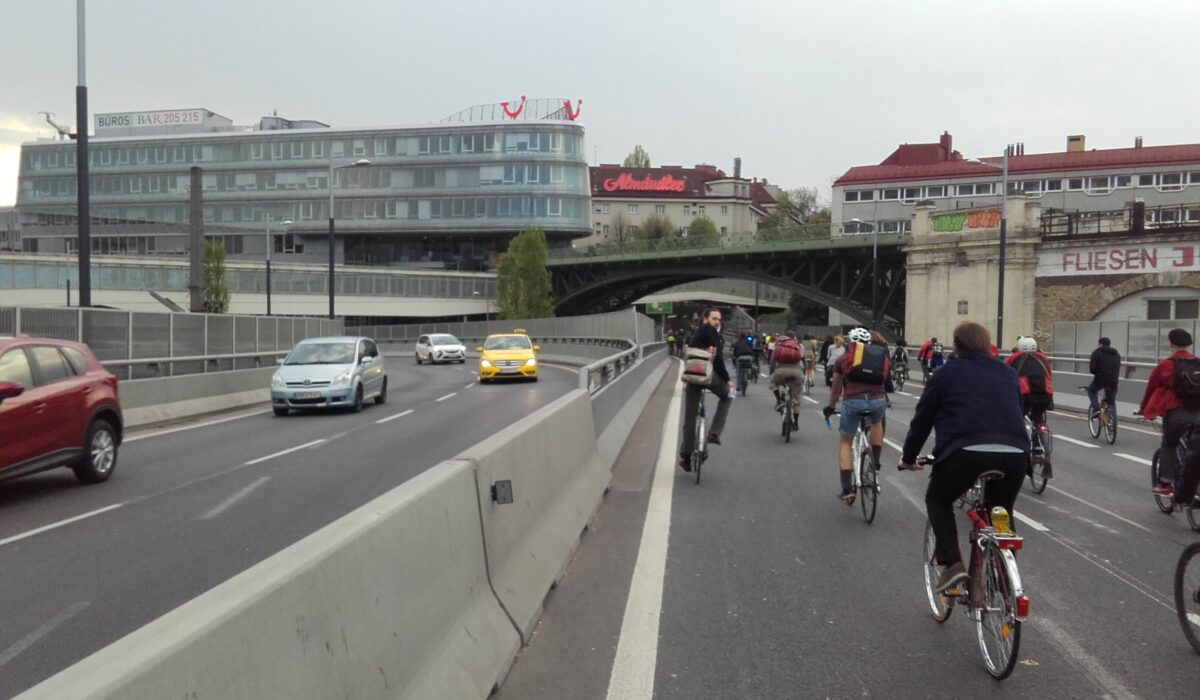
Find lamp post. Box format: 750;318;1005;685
473;290;491;322
967;150;1011;344
264;216;292;316
75;0;91;307
327;154;372;319
850;217;879;329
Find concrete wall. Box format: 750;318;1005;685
120;367;275;428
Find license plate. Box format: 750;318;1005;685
500;367;519;374
292;391;321;400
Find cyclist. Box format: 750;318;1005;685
822;327;889;502
1006;336;1055;476
679;308;733;471
1139;328;1200;497
917;336;937;370
765;334;776;364
770;330;807;426
1087;336;1122;417
732;331;757;393
752;333;765;372
898;321;1028;592
667;332;677;356
804;335;819;388
825;334;846;386
892;338;910;385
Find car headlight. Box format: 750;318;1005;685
525;357;537;366
480;358;492;368
332;369;353;386
271;373;284;387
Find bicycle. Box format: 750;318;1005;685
779;382;800;443
920;459;1029;679
894;363;908;392
690;399;707;485
828;409;880;523
736;359;755;397
1082;386;1117;445
1025;416;1052;494
1175;541;1200;654
1149;434;1200;530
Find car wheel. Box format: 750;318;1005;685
273;406;289;417
72;419;118;484
351;385;364;413
415;353;422;365
375;378;388;405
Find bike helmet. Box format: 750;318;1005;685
1016;336;1038;353
847;327;871;344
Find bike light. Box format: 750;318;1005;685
996;538;1023;551
1016;595;1030;619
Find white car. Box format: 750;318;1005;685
415;333;467;365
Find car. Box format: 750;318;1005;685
415;333;467;365
271;336;387;416
0;337;123;484
477;330;540;383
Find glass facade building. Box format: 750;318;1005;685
15;112;591;268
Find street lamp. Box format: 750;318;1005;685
966;150;1011;344
264;216;292;316
473;290;491;322
327;155;372;319
75;0;92;307
850;217;879;329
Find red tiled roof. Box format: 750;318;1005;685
835;143;1200;186
749;181;776;207
590;165;730;199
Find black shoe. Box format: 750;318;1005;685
934;562;969;593
838;487;856;504
679;455;693;472
707;433;722;446
1042;460;1053;479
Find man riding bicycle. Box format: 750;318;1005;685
732;332;757;394
1006;337;1054;475
823;327;890;502
892;339;910;383
770;330;807;426
1140;328;1200;501
679;308;733;471
1087;336;1121;416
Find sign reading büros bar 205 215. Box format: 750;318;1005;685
95;109;204;131
1038;242;1200;277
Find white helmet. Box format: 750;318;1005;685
1016;336;1038;353
848;327;871;344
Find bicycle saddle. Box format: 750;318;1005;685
977;470;1006;481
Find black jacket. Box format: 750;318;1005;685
732;337;755;358
1089;346;1121;386
688;324;730;382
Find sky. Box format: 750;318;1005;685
2;0;1198;208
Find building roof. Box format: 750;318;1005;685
835;134;1200;187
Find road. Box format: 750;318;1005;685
501;361;1199;699
0;353;588;698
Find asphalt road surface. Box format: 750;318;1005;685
501;362;1198;699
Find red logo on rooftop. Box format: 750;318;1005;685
602;173;687;193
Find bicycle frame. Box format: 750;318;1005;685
957;494;1029;622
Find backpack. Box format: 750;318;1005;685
1014;353;1054;396
846;343;889;384
773;339;804;365
681;346;714;386
1171;357;1200;409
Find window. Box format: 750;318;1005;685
844;190;859;202
1147;299;1172;320
1088;176;1111;194
1044;179;1062;192
602;224;609;235
1066;178;1084;191
627;204;638;215
956;184;975;196
974;183;994;195
926;185;946;198
291;142;304;158
720;226;728;236
600;203;609;214
880;188;900;201
1159;173;1184;191
629;226;639;235
1178;299;1199;319
1021;180;1041;194
1190;172;1200;185
1138;174;1155;187
30;346;71;384
698;205;705;216
62;347;88;375
0;349;34;387
683;205;690;216
857;189;874;201
353;139;367;156
270;142;284;159
312;141;325;158
902;187;922;201
438;136;452;154
374;138;387;156
655;204;665;214
1115;175;1132;187
721;205;728;215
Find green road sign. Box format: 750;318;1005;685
645;302;674;314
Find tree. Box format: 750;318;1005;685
787;292;829;326
610;210;629;245
684;216;721;247
202;239;230;313
495;227;554;319
634;214;675;246
623;144;651;168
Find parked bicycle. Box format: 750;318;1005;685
1175;541;1200;654
829;410;879;523
1025;417;1052;494
1082;386;1117;444
920;458;1029;679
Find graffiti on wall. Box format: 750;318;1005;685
931;210;1001;233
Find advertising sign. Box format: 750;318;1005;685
1037;242;1200;277
95;109;205;131
645;302;674;314
602;173;687;193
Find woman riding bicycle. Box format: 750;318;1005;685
898;322;1028;593
1140;328;1200;503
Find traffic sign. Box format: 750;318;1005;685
645;302;674;314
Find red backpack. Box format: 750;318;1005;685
773;339;804;365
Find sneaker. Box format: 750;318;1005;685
1152;482;1174;496
838;487;856;504
1042;458;1053;479
934;562;969;593
707;433;721;446
679;455;693;472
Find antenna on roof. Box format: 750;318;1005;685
39;112;74;141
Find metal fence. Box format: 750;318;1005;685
348;309;657;346
1;307;343;379
1051;319;1198;364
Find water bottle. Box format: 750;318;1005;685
991;506;1013;534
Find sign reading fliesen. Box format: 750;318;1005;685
1038;242;1200;277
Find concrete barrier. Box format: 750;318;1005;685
17;461;519;700
591;346;671;469
120;367;275;428
458;390;610;643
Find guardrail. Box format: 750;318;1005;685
577;340;640;394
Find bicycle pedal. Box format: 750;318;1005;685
944;586;965;597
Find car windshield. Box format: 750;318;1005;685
431;335;460;346
285;342;356;365
485;336;532;351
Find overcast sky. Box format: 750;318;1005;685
3;0;1198;207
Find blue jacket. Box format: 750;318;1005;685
901;351;1029;464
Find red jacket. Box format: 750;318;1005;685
918;340;933;361
1139;350;1196;420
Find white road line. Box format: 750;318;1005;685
1116;424;1160;437
882;437;905;453
605;368;682;700
375;409;414;424
243;439;325;466
1114;452;1152;466
0;504;123;548
1013;511;1050;532
1038;618;1137;700
435;392;457;402
0;601;90;668
1053;434;1100;449
1047;410;1084;421
125;409;271;443
1045;485;1154;534
464;382;475;389
201;476;269;520
897;390;915;397
759;372;768;379
1189;612;1200;629
802;396;819;405
1048;410;1160;435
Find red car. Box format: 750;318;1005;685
0;337;123;484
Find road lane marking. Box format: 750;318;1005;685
605;367;682;700
1189;612;1200;629
435;392;457;402
375;409;414;424
125;409;271;443
760;372;768;379
1045;485;1153;534
1048;410;1160;435
1053;434;1100;449
0;504;123;548
802;396;819;405
1114;453;1152;466
1048;410;1084;421
885;475;926;513
882;437;905;453
897;390;915;397
464;382;475;389
201;476;269;520
1013;511;1050;532
1038;618;1137;700
0;601;90;668
243;439;325;466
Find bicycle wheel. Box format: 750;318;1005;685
1174;542;1200;654
1041;426;1053;458
1104;405;1117;445
859;449;877;523
1088;407;1101;439
922;521;952;623
975;544;1022;679
1152;449;1173;514
784;406;792;443
1028;454;1048;494
693;417;705;485
1188;501;1200;533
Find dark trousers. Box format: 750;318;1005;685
1022;394;1052;427
1178;426;1200;505
1160;408;1200;483
925;450;1027;566
1086;382;1117;413
680;374;731;456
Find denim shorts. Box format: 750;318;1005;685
840;398;887;437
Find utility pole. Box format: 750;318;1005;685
188;167;204;312
75;0;92;307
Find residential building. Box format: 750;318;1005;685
0;207;17;251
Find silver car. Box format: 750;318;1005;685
271;337;387;416
414;333;467;365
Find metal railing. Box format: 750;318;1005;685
578;341;642;394
349;309;656;347
1040;205;1200;239
1051;320;1199;366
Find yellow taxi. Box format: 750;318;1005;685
477;330;540;383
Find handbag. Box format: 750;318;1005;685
681;346;714;385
